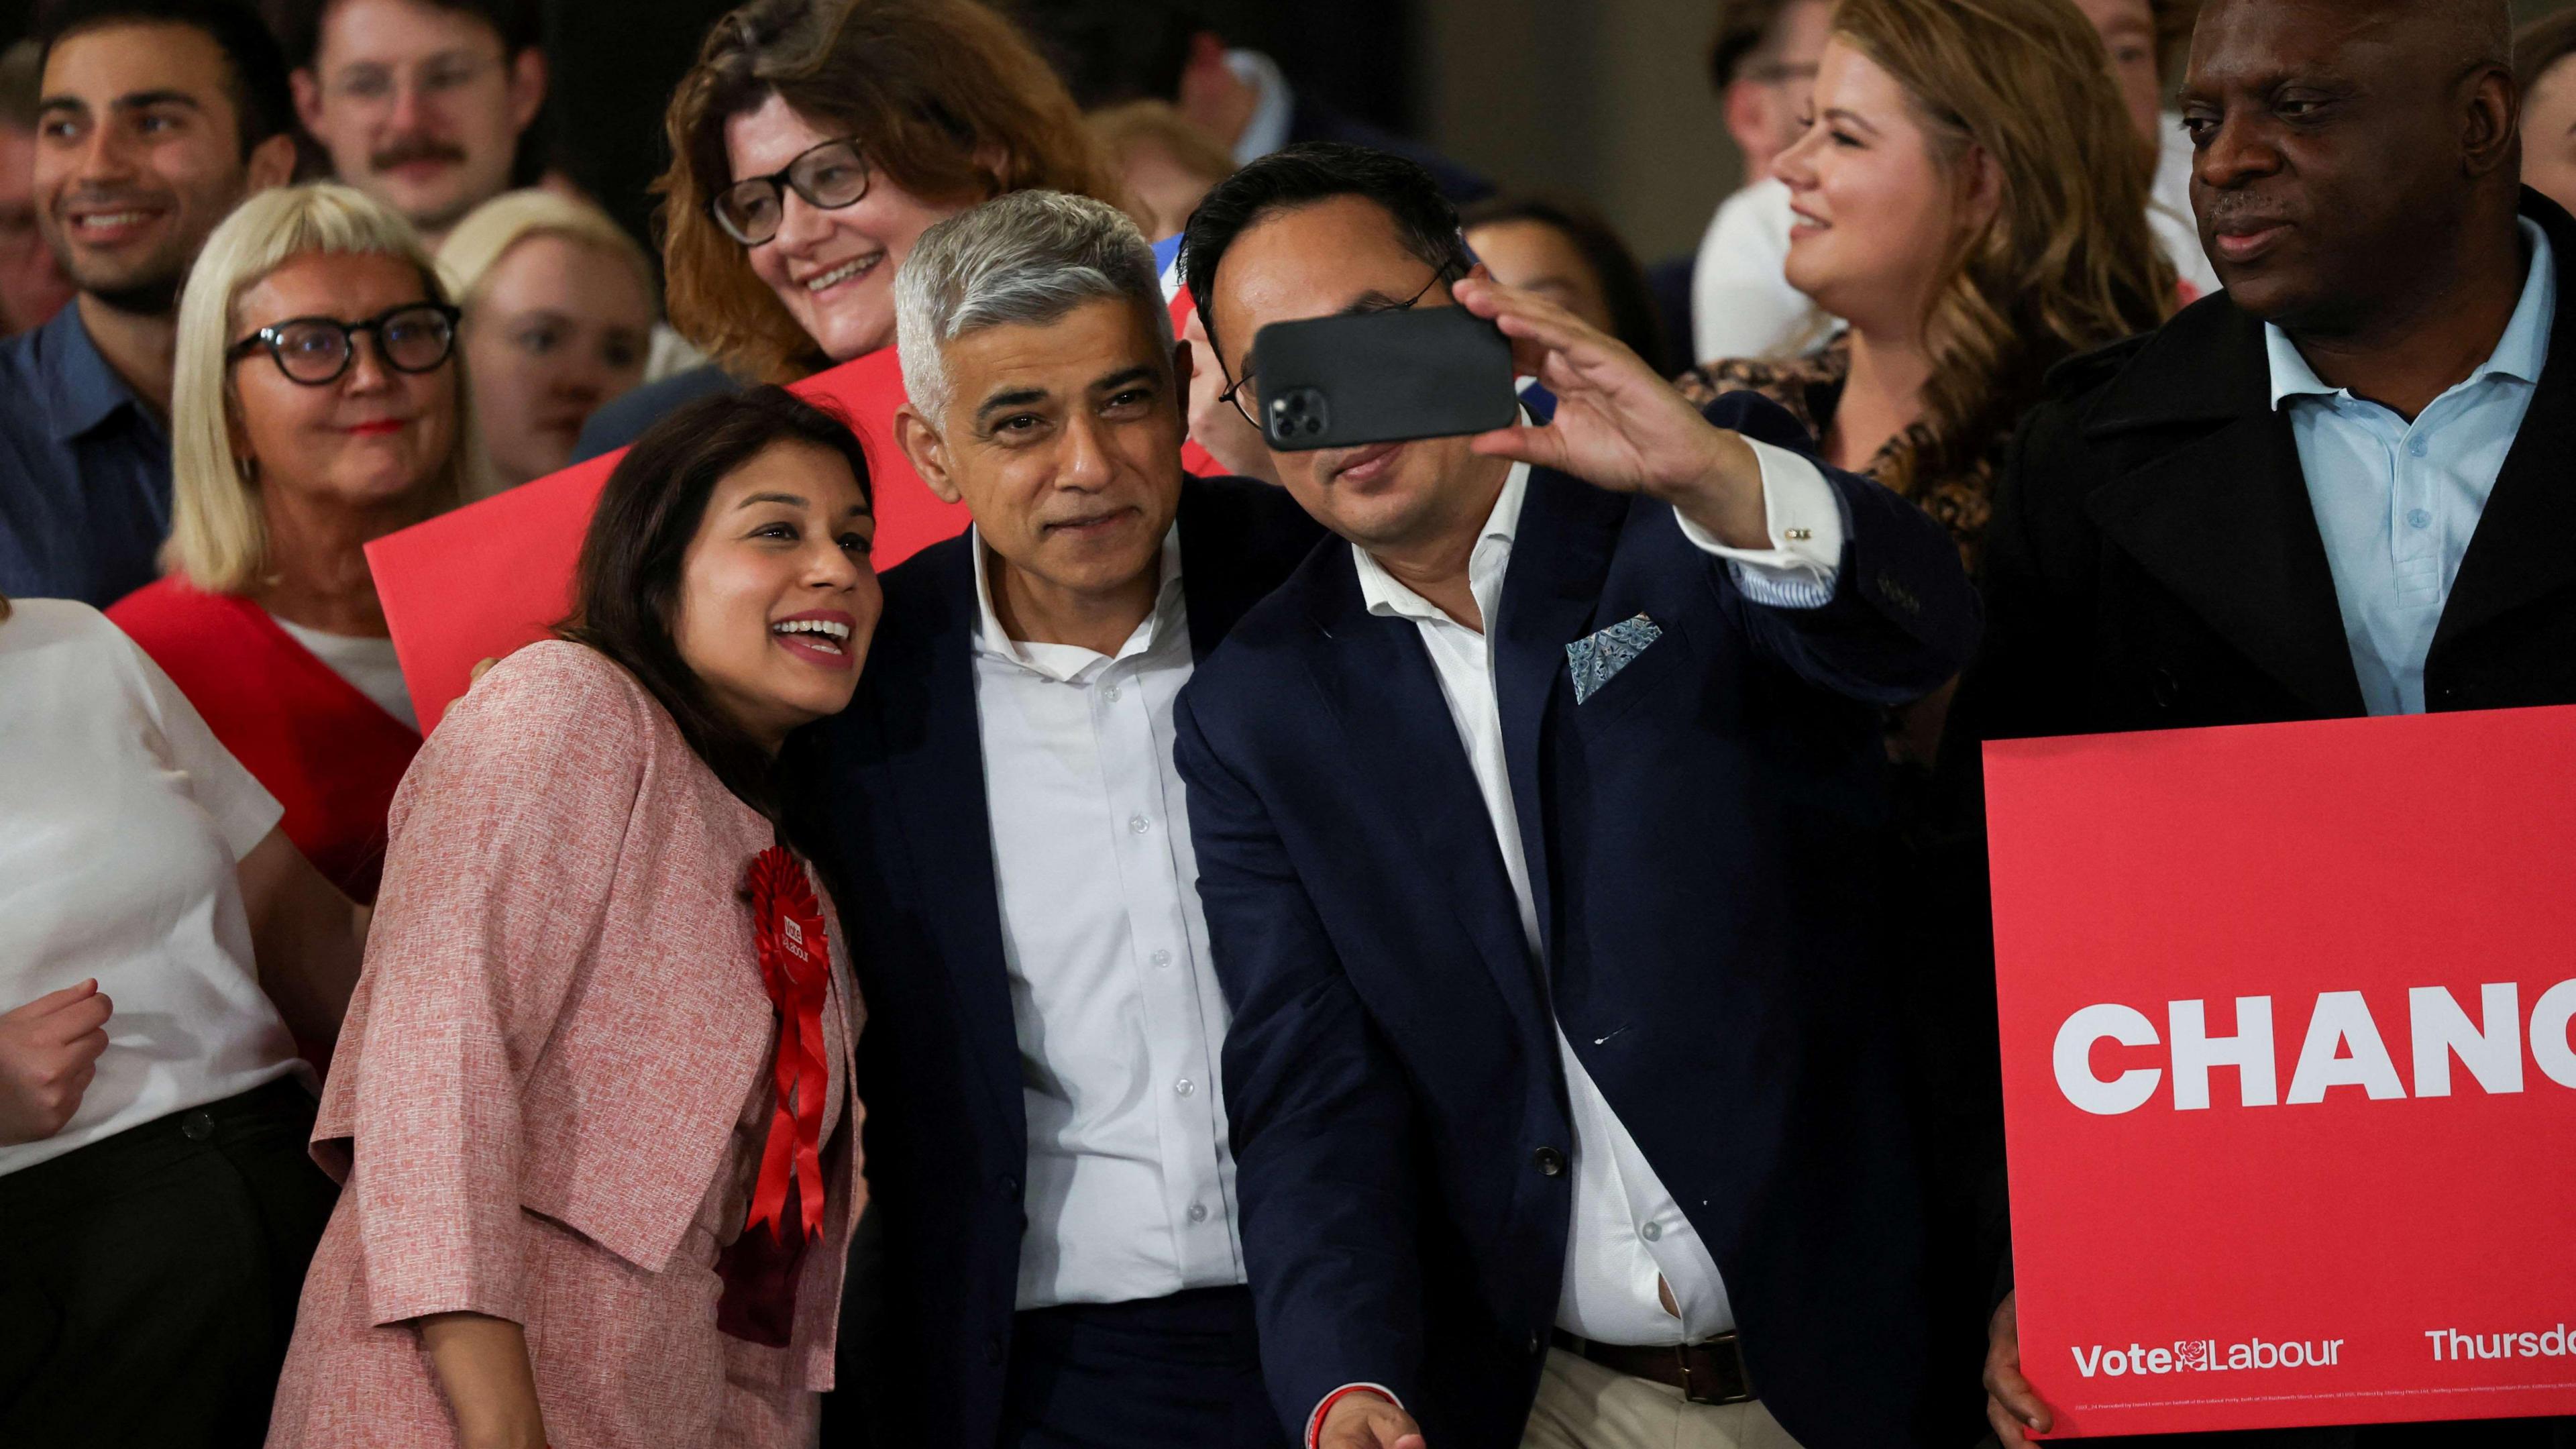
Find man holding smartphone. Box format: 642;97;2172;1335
1173;143;1980;1449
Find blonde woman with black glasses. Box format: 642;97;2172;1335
109;183;478;910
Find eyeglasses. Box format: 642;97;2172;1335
710;138;873;247
226;303;460;386
1216;266;1458;432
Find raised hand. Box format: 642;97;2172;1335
0;979;113;1145
1984;1291;2055;1446
1451;276;1768;548
1318;1391;1427;1449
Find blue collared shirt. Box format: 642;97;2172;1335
0;301;174;607
2269;217;2555;716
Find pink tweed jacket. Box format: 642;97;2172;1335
270;642;863;1446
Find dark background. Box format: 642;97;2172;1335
5;0;2573;270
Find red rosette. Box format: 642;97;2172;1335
743;845;830;1244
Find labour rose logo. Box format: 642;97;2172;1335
2176;1340;2213;1371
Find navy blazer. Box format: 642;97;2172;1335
799;476;1324;1448
1172;392;1980;1449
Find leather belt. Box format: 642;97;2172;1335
1548;1328;1756;1406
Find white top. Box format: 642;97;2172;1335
2149;119;2222;302
967;527;1248;1310
1348;445;1839;1348
1689;117;2224;365
269;613;419;731
1690;180;1827;365
1225;48;1296;167
0;600;305;1177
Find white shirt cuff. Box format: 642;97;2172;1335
1674;437;1845;610
1307;1383;1405;1449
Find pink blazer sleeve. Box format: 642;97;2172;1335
333;645;649;1327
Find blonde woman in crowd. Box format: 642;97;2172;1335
576;0;1128;453
109;184;478;906
438;190;657;492
1684;0;2175;587
1677;2;2178;1391
0;586;361;1445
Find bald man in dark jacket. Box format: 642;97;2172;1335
1970;0;2576;1444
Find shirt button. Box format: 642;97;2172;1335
1128;814;1150;835
180;1111;216;1142
2409;438;2429;458
1150;949;1173;967
1187;1202;1210;1223
1640;1220;1663;1242
1175;1078;1195;1097
2407;508;2432;530
1104;684;1123;702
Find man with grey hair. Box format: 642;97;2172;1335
797;188;1320;1449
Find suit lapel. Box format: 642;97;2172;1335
875;539;1024;1148
1177;479;1236;663
2436;197;2576;657
1299;555;1555;1035
1492;470;1626;959
2082;304;2368;718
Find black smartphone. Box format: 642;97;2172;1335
1247;305;1518;451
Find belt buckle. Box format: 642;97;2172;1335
1677;1336;1755;1407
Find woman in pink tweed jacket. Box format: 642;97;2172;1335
267;387;883;1449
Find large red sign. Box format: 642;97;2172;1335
1986;706;2576;1438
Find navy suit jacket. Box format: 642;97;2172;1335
1173;392;1980;1449
799;476;1323;1447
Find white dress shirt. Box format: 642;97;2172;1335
2268;218;2553;717
1350;445;1841;1348
968;527;1248;1310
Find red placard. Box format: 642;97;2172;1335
372;292;1222;733
1986;706;2576;1438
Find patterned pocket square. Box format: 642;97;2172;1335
1566;614;1664;705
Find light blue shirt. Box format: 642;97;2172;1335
2269;218;2555;716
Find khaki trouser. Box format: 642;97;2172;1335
1519;1348;1807;1449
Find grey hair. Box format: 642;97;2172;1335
894;189;1173;425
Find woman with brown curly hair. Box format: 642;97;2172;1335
1683;0;2175;581
575;0;1126;454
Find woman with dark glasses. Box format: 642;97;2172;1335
573;0;1127;456
110;184;480;908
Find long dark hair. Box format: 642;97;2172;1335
562;385;873;824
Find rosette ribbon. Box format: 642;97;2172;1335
745;845;830;1246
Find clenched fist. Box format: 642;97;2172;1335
0;979;113;1145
